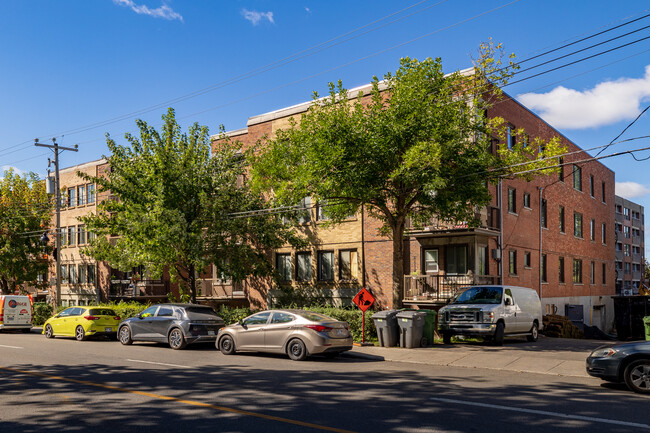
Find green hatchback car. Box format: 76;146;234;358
43;306;121;341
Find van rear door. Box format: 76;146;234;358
0;296;33;328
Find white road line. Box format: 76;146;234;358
126;359;193;369
0;344;23;349
430;397;650;430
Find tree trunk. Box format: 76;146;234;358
0;277;8;295
189;263;197;304
391;219;406;309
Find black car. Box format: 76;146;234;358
586;340;650;394
118;303;225;350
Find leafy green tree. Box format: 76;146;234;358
0;169;52;294
251;45;565;307
80;108;303;303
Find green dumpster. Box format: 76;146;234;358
644;316;650;341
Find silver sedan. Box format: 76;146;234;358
216;309;353;360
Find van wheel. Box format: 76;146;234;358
44;324;54;339
527;323;539;342
493;322;504;346
442;332;452;344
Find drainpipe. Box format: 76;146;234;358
498;179;504;283
539;186;544;301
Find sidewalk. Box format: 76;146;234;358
345;336;611;378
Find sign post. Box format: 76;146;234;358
352;287;376;345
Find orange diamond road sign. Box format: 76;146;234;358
353;288;375;312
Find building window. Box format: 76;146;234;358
299;197;311;224
87;184;96;204
296;252;312;282
478;246;488;276
574;212;583;238
317;200;329;221
624;244;631;257
507;124;516;149
541;254;547;283
77;225;86;245
559;206;565;233
67;187;76;207
590;262;595;284
524;251;531;268
446;245;467;275
590;219;595;241
78;264;87;285
559;257;565;283
68;226;76;246
509;250;517;275
624;207;630;220
61;264;69;284
523;192;530;209
624;226;630;238
424;249;439;273
541;199;547;228
276;253;292;282
317;251;334;281
573;165;582;191
602;223;606;244
508;188;516;213
60;227;68;247
339;250;359;281
573;259;583;283
88;264;96;285
69;264;78;284
77;185;86;206
602;263;606;284
589;175;594;197
558;157;564;182
601;182;606;203
624;262;631;274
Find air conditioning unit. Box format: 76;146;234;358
622;288;633;296
425;263;439;273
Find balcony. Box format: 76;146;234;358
404;274;500;304
405;206;500;236
196;279;247;300
109;279;169;299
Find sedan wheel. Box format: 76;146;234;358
168;328;187;350
219;335;236;355
44;324;54;339
624;359;650;394
287;338;307;361
119;326;133;345
75;326;87;341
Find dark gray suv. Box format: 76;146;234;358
118;304;224;350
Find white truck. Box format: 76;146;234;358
0;295;33;332
438;285;543;345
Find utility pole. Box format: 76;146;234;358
35;138;78;308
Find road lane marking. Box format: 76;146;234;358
430;397;650;430
0;344;23;349
0;366;355;433
127;359;193;369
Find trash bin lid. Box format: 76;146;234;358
644;316;650;324
372;309;400;319
396;310;427;319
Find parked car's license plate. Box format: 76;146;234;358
105;327;112;332
334;329;347;336
208;330;215;336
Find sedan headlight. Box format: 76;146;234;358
589;347;619;358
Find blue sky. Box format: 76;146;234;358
2;1;650;215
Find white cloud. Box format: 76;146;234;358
113;0;183;22
1;165;25;176
616;181;650;199
242;9;274;26
305;7;311;13
517;65;650;129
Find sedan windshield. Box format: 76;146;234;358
452;287;502;305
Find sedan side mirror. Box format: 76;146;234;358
238;319;247;329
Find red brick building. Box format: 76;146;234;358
614;196;645;295
213;84;618;331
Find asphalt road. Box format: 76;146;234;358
1;330;649;433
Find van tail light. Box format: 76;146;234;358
84;315;100;321
28;294;33;306
305;325;332;333
0;313;3;322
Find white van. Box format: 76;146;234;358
0;295;33;332
438;285;543;345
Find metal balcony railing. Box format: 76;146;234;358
403;274;500;303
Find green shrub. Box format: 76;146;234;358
33;302;53;326
217;306;254;325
